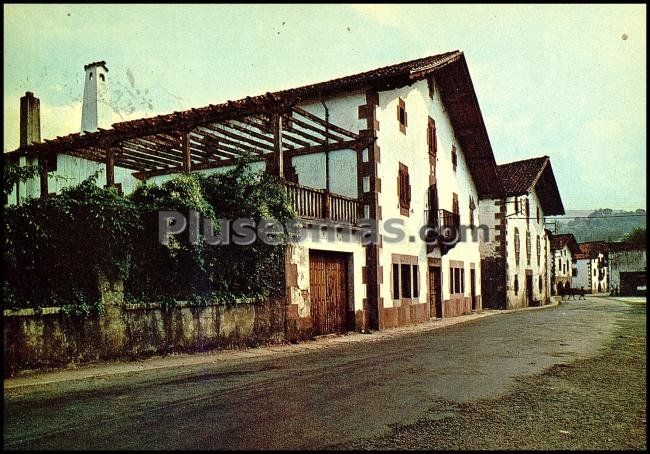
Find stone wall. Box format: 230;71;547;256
3;281;285;376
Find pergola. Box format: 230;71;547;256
9;94;369;193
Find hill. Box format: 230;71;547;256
549;208;646;243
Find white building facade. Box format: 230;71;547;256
6;51;506;336
479;157;565;309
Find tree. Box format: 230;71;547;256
622;227;646;247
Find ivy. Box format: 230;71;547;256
3;157;295;313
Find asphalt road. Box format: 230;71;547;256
3;297;631;450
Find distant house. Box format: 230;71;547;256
550;233;580;295
5;51;506;336
608;242;646;296
572;241;609;294
479;156;564;309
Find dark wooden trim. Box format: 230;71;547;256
105;148;115;187
273;113;284;179
39;157;48;199
292;106;359;139
182;132;191;172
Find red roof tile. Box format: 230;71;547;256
551;233;581;254
496;156;564;215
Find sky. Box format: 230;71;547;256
3;4;646;211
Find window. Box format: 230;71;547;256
450;265;465;294
536;206;540;224
538;276;543;293
514;275;519;295
451;145;457;172
469;197;476;227
514;197;519;214
89;72;93;80
398;163;411;215
526;231;531;265
452;192;459;216
536;235;541;266
99;73;105;82
400;264;411;298
397;98;407;133
514;228;520;265
412;265;419;298
392;256;419;300
392;264;400;299
427;117;437;156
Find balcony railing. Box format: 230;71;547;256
284;181;360;225
424;208;461;254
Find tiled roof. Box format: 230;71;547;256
551;233;581;254
6;50;504;197
496;156;565;215
497;156;549;196
575;241;609;260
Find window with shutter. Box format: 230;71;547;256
397;98;407;134
514;227;520;265
427;117;437;156
469;197;476;227
451;145;457;172
398;162;410;216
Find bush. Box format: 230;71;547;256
3;158;295;312
3;173;141;312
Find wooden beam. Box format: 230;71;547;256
224;120;275;144
121;146;181;167
182;132;191;172
291;106;359;139
105;148;115;187
112;157;148;172
285;139;366;159
288;115;348;143
283;122;327;145
117;150;166;171
280;129;312;148
132;137;367;180
199;124;272;154
193;127;269;154
133;155;247;180
39;156;48;199
273;113;283;179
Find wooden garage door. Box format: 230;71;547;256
309;251;349;335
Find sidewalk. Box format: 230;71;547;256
4;299;559;391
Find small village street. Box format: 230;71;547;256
3;296;645;450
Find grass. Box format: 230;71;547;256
338;301;646;450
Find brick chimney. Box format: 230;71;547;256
81;61;111;134
20;91;41;146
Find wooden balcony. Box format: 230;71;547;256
425;208;461;255
284;181;360;225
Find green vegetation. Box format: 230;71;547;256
556;208;646;242
3;158;295;314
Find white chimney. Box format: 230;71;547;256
81;61;111;134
